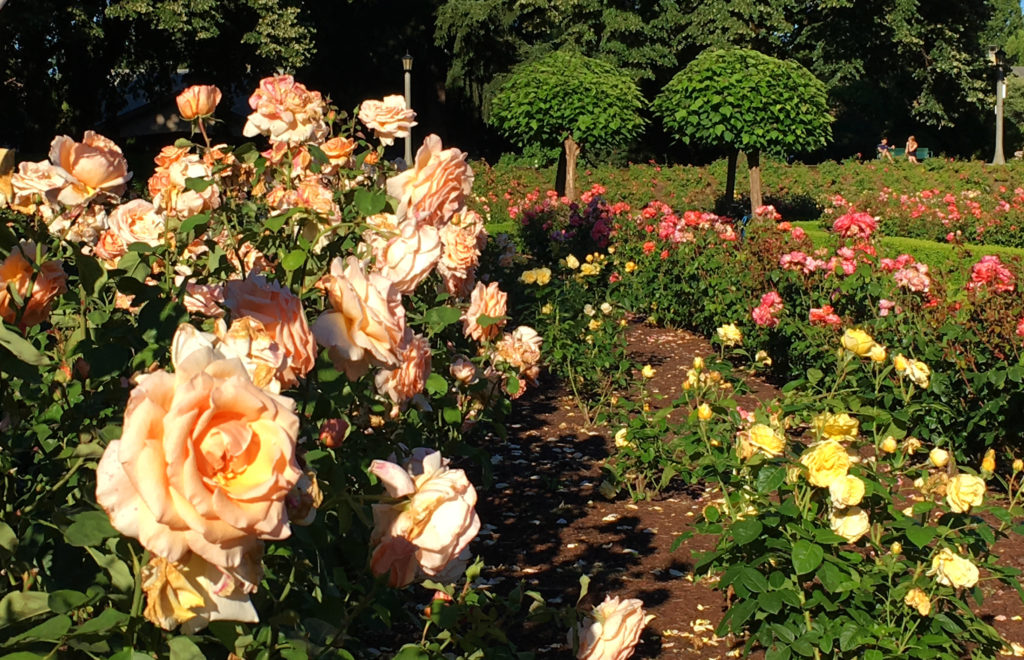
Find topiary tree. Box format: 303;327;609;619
488;50;646;200
653;48;833;215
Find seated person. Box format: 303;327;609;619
876;137;894;161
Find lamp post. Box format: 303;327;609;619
989;45;1006;165
403;53;413;166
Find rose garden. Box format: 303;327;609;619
4;7;1024;659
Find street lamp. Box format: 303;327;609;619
403;53;413;166
989;45;1006;165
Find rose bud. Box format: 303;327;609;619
176;85;222;120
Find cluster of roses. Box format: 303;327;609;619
751;291;784;328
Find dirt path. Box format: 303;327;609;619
475;323;1024;658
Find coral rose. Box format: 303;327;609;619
242;75;327;145
574;595;653;660
829;506;870;543
946;473;985;513
928;548;979;589
312;256;408;380
358;95;418;146
142;552;258;634
374;331;432;410
386;134;474;227
49;131;131;206
223;276;317;388
369;449;480;587
108;199;166;247
95;348;302;587
462;281;507;342
365;219;441;294
0;241;68;328
176;84;222;120
800;440;850;488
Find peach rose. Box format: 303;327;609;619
179;280;226;318
575;595;653;660
493;326;542;382
49;202;109;245
154;144;191;170
462;281;507;342
176;84;222;120
242;75;327;145
374;331;432;410
223;276;317;387
0;241;68;328
369;449;480;587
170;322;286;394
49;131;131;206
10;160;64;216
437;209;487;281
142;552;258;634
108;199;166;247
313;256;408;380
366;219;441;294
358;95;417;146
153;154;221;219
320;136;357;173
386;134;474;227
450;355;478;385
95;348;302;587
93;229;128;267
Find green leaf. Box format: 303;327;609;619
0;592;50;627
354;188;386;216
75;608;128;634
425;373;448;397
730;518;763;546
168;637;205;660
184;177;214;193
281;249;307;272
807;368;823;384
4;614;71;645
906;525;936;548
0;324;48;366
424;306;461;332
476;313;505;328
47;591;87;614
791;540;824;575
505;374;520;396
391;645;432;660
179;213;210;236
0;523;16;552
75;250;107;297
442;407;461;424
756;466;786;494
64;511;118;547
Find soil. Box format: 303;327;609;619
474;323;1024;658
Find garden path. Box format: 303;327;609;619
475;324;1024;658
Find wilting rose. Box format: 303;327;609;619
176;85;222;120
0;241;68;328
386;134;474;227
142;552;258;634
928;548;979;589
904;587;931;616
365;219;441;294
716;323;742;347
358;95;418;146
312;256;408;380
946;473;985;513
829;506;870;543
737;423;785;459
242;75;327;145
492;325;543;397
95;348;302;587
829;474;865;507
800;440;850;488
374;331;432;409
574;595;653;660
108;199;166;247
223;276;317;388
450;355;477;385
49;131;131;206
318;418;349;448
285;471;322;526
462;281;507;342
10;160;64;215
369;449;480;587
437;209;487;281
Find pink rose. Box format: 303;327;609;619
95;348;302;587
176;84;222;120
832;211;877;239
809;305;841;326
312;256;408;380
894;262;931;293
374;331;432;410
369;449;480;587
462;281;507;342
223;276;317;387
365;219;441;294
0;241;68;329
574;595;653;660
179;280;226;318
358;95;417;146
242;75;327;145
967;255;1015;294
386;134;474;227
108;199;166;247
49;131;131;206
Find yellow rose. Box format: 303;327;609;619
142;553;257;634
580;263;599;276
614;428;629;448
946;473;985;513
535;267;552;285
904;587;931;616
692;356;705;371
696;403;713;421
929;448;950;468
890;541;902;555
829;474;865;507
800;440;850;488
813;412;859;440
520;269;537;284
928;548;979;589
588;319;603;331
541;303;553;315
641;364;656;379
840;328;875;356
904;437;922;453
981;449;996;474
624;261;637;273
566;254;580;270
716;323;743;347
829;506;870;543
868;343;887;362
880;436;898;454
893;354;909;372
1014;458;1023;473
905;359;930;388
738;423;785;459
755;350;772;366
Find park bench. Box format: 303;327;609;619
887;147;930;160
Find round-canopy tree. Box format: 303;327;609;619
653;48;832;215
488;50;646;200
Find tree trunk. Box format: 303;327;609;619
748;149;763;216
724;148;738;211
563;134;580;201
